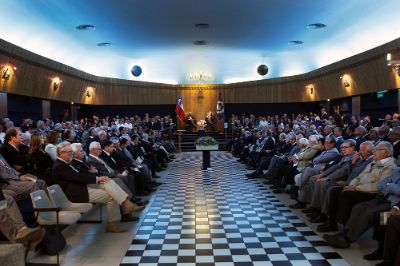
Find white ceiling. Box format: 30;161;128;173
1;0;400;84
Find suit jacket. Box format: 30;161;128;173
324;153;355;181
100;151;123;172
392;141;400;161
350;157;397;193
378;167;400;207
52;159;96;203
112;149;134;169
0;154;20;182
296;145;322;171
86;154;118;178
312;147;340;169
353;136;365;151
0;143;30;173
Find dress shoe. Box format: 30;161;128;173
122;200;145;214
302;207;317;214
363;249;383;260
289;202;306;209
121;214;140;222
15;227;45;250
307;212;320;219
270;185;279;189
246;166;256;170
324;234;350;248
375;261;392;266
317;222;338;233
151;181;162;186
152;174;161;178
137;191;151;196
106;222;128;233
263;180;273;185
273;188;282;194
310;214;328;223
245;172;257;177
136;200;149;206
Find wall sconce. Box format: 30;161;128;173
52;77;62;91
340;75;350;87
2;67;10;80
306;85;314;95
85;87;95;98
387;53;400;76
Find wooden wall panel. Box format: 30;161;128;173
1;38;400;106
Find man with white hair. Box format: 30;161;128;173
52;142;143;232
86;141;140;197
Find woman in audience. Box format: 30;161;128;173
29;133;53;185
44;130;59;161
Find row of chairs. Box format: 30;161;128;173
30;185;102;265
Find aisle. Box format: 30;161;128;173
120;152;348;266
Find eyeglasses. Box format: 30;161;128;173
60;150;73;154
341;146;351;148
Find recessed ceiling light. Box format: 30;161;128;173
195;23;210;29
193;41;208;46
76;24;96;30
288;40;304;45
97;42;112;47
307;23;326;29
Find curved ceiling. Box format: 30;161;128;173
1;0;399;84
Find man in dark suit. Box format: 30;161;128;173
53;142;143;232
86;141;141;196
0;128;31;174
389;126;400;161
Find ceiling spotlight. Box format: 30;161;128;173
195;23;210;29
193;41;208;46
97;42;112;47
307;23;326;29
76;24;96;30
288;40;304;45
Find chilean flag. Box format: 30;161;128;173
176;96;185;122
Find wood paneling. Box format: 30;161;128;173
1;38;400;107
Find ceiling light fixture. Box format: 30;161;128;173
387;53;400;76
193;41;208;46
76;24;96;30
288;40;304;45
307;23;326;29
188;72;212;82
97;42;112;47
195;23;210;29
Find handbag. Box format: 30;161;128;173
38;226;66;255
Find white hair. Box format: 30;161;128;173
71;143;83;153
299;137;309;146
309;134;319;144
89;141;101;151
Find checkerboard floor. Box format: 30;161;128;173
120;152;349;266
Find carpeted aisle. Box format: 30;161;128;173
120;152;348;266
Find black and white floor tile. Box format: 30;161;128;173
120;152;349;266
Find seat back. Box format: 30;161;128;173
47;184;70;210
30;190;57;223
